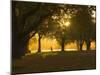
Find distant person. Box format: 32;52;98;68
51;47;53;51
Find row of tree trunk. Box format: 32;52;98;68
36;33;92;53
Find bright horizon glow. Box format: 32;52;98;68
28;33;96;53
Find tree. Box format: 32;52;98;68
71;5;96;51
50;8;73;51
12;1;64;58
12;1;42;58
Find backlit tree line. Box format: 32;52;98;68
12;1;96;58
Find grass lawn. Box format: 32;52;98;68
12;50;96;74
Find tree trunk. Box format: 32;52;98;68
61;38;65;51
76;40;80;50
79;43;82;51
38;33;42;53
86;40;91;50
12;35;29;59
79;40;83;51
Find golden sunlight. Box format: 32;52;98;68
92;10;96;18
28;33;96;53
64;21;70;27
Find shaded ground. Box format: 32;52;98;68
12;50;96;74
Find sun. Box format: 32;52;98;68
64;21;70;27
